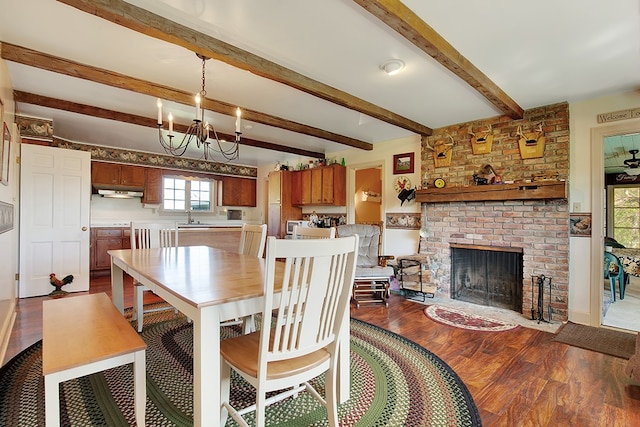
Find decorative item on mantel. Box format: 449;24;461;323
516;123;545;159
425;135;456;167
468;124;493;155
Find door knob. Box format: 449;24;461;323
82;226;88;231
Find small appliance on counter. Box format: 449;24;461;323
227;209;242;220
285;220;309;237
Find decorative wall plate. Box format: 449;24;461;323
394;176;411;193
434;178;446;188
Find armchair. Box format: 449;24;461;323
337;223;394;307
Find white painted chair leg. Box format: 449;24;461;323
134;284;144;332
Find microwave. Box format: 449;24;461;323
286;220;308;235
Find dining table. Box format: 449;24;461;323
109;245;350;426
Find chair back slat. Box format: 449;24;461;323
260;235;358;364
131;222;178;250
238;223;267;258
292;226;336;239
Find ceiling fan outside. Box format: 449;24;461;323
623;149;640;175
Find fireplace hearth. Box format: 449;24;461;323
450;244;523;312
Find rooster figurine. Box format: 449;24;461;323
49;273;73;296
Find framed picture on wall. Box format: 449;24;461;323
569;213;591;237
1;122;10;185
393;152;414;175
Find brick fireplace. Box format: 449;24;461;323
416;103;569;321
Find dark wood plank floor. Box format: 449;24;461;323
4;276;640;426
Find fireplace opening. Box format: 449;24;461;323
450;244;523;312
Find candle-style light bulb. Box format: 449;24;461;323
168;112;174;135
235;107;241;133
195;93;201;121
156;99;163;125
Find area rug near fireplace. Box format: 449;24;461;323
0;304;482;426
425;305;520;332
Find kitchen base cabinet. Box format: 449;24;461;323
90;228;131;276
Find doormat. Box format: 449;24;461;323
424;305;519;332
553;321;637;359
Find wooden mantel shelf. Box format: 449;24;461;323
415;180;567;203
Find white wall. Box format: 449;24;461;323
569;90;640;324
0;58;17;302
328;134;422;256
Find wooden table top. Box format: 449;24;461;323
109;245;271;309
42;293;146;375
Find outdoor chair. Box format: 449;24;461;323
219;235;358;427
337;223;395;307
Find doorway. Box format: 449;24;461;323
354;167;382;223
591;120;640;331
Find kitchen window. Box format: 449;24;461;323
609;185;640;247
163;176;214;212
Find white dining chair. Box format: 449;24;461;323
220;223;268;332
238;223;268;257
292;225;336;239
219;235;358;427
130;221;179;332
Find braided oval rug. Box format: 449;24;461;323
0;305;481;426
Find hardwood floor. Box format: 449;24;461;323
4;276;640;426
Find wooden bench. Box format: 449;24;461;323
42;293;146;426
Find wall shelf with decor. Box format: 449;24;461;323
415;180;567;203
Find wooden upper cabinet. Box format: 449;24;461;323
142;168;163;204
92;162;145;189
292;164;346;206
220;176;257;207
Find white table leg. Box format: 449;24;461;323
193;307;220;427
110;261;125;314
134;350;146;426
44;375;60;427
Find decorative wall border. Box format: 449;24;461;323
0;200;14;234
386;212;421;229
24;138;258;178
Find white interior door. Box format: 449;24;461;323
19;144;91;297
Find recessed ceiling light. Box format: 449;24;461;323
380;59;405;76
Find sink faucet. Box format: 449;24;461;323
186;210;193;224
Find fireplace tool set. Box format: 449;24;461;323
531;274;553;323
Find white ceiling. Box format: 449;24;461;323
0;0;639;168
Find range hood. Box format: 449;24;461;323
98;189;143;199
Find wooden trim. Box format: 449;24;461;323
415;180;566;203
2;43;372;150
352;0;523;120
55;0;433;137
450;243;524;254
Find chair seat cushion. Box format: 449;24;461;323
355;265;394;279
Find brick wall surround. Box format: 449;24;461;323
419;103;569;321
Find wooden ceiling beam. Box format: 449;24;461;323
1;42;372;151
13;91;326;159
353;0;524;120
56;0;432;137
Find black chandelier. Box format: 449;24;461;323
156;54;242;161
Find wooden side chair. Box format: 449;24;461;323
292;225;336;239
219;235;359;427
337;222;395;307
130;221;179;332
